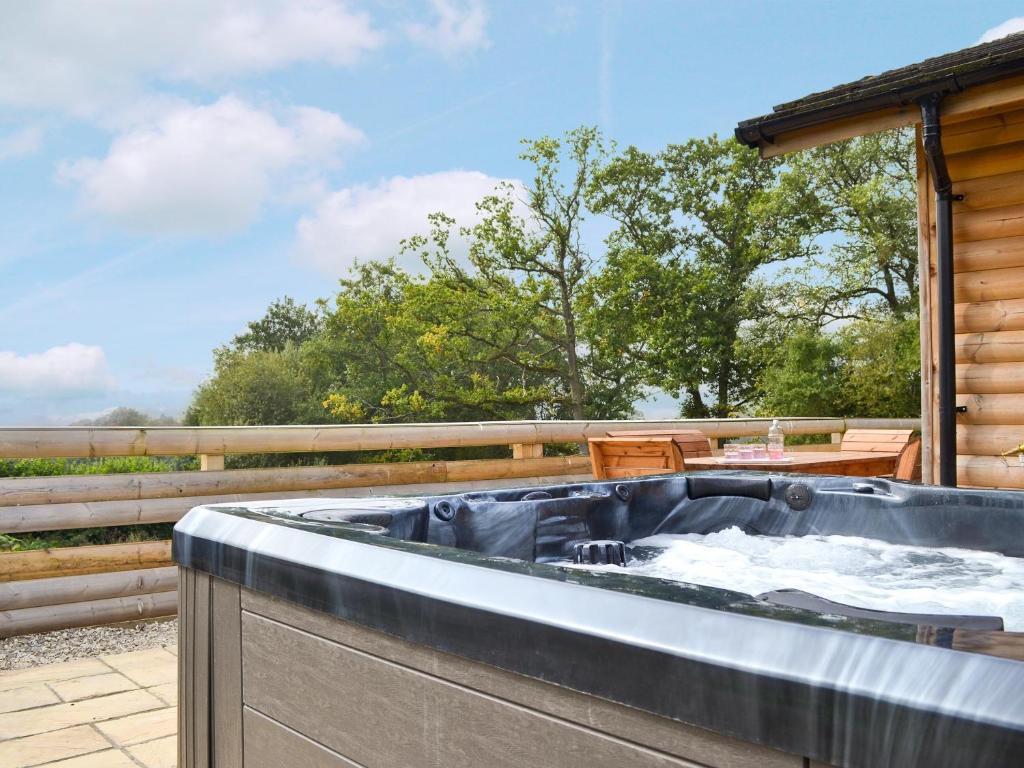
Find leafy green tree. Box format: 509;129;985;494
404;127;642;419
757;317;920;418
757;327;844;417
756;129;920;418
770;128;917;322
185;345;320;426
311;261;558;423
590;136;812;417
230;296;322;353
837;315;921;417
71;407;177;426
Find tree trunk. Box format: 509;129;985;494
685;386;710;418
557;257;586;421
881;265;903;318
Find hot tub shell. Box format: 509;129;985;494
173;473;1024;768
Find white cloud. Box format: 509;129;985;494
295;170;522;274
0;125;42;161
978;17;1024;44
406;0;490;57
0;1;384;116
0;343;115;397
59;96;364;235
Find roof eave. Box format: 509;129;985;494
735;57;1024;152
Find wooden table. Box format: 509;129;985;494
685;450;901;477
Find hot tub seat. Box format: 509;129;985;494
757;588;1006;631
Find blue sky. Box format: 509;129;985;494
1;1;1022;424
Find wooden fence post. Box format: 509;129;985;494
200;454;224;471
511;443;544;460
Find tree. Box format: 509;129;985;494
755;128;920;418
312;261;558;423
757;317;920;419
185;345;320;426
404;126;642;419
230;296;322;353
71;407;178;426
757;327;844;418
770;128;917;323
837;316;920;417
589;136;812;417
185;127;921;430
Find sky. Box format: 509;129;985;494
2;1;1023;425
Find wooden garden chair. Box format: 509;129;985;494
588;430;712;480
839;428;915;453
840;429;919;481
893;438;922;481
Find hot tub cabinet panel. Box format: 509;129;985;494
177;569;243;768
174;474;1024;768
178;571;804;768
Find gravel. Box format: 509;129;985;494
0;618;178;671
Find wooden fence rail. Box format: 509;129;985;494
0;417;919;637
0;417;866;458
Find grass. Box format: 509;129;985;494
0;524;175;552
0;456;198;478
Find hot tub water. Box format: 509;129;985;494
581;527;1024;630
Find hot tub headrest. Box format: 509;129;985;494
687;476;772;501
295;498;429;541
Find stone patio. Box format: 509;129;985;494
0;647;177;768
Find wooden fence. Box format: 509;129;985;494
0;417;918;637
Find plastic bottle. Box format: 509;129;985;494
767;419;785;460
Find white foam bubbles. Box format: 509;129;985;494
623;528;1024;630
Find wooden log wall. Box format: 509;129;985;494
0;418;917;636
919;103;1024;487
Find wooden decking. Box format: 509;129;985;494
0;647;177;767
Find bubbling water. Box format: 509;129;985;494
619;527;1024;630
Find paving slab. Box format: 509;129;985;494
43;749;139;767
0;724;110;768
100;648;177;688
0;660;111;692
0;684;61;714
0;688;164;740
97;706;177;746
126;734;177;768
49;672;136;703
148;682;177;706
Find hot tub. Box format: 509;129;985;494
173;473;1024;768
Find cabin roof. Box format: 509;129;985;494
736;32;1024;150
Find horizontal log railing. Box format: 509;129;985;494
0;417;918;637
0;418;869;458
